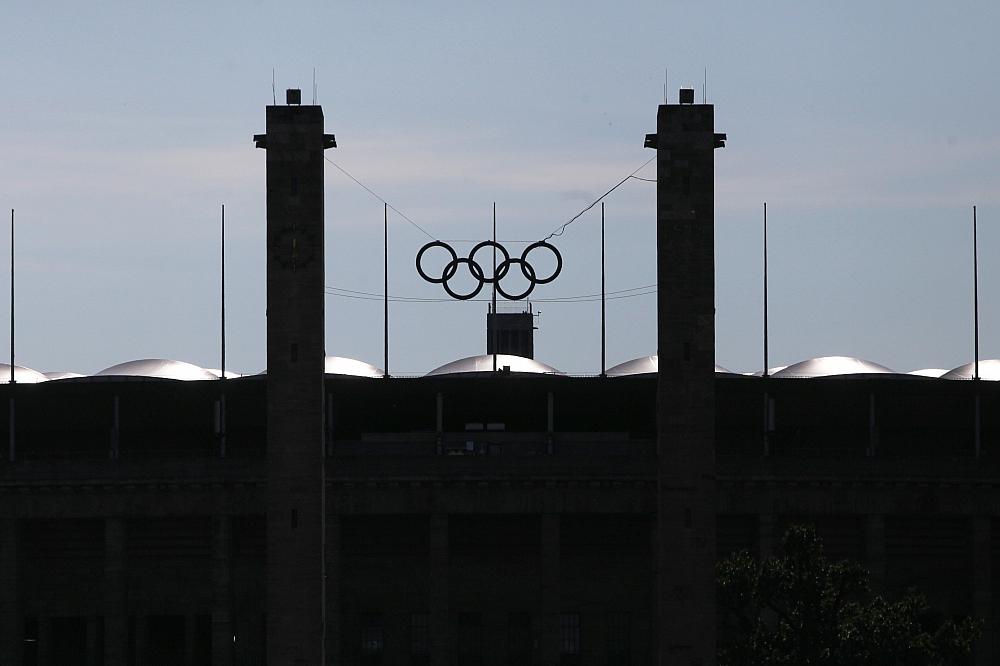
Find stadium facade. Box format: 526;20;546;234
0;91;997;666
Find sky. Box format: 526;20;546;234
0;1;998;376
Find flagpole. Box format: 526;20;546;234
384;203;389;378
974;204;979;381
492;202;497;373
221;204;226;380
601;202;606;377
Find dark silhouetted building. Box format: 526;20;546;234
486;308;535;359
0;90;997;666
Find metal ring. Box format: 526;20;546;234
469;241;510;283
494;258;536;300
416;241;458;284
520;241;562;284
441;258;485;300
416;239;562;300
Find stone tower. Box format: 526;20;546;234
646;88;725;665
255;88;336;666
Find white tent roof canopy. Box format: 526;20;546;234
427;354;562;376
605;355;735;377
0;363;49;384
95;359;220;381
941;360;1000;381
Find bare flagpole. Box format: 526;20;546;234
218;204;228;457
8;208;14;462
763;202;769;377
492;202;498;373
974;204;982;457
601;202;606;377
384;202;389;378
763;202;770;456
221;204;226;380
974;204;979;381
9;209;13;385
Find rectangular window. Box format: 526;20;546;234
361;613;384;666
410;613;429;663
507;612;532;665
457;612;483;666
559;613;580;656
23;617;38;666
607;612;631;665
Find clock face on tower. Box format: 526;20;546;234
269;224;318;270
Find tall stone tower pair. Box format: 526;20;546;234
256;89;724;665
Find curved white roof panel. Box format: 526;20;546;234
258;356;384;378
606;355;658;376
605;354;735;377
773;355;896;378
325;356;384;378
941;360;1000;381
909;368;948;378
95;359;218;381
751;365;789;377
43;371;85;381
427;354;561;376
206;368;244;379
0;363;48;384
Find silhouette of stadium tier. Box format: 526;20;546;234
1;92;998;666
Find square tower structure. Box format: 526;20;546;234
646;90;726;665
255;90;336;666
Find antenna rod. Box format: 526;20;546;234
221;204;226;380
763;202;771;456
601;202;606;377
974;204;979;380
763;202;769;377
492;203;497;373
9;209;13;385
7;209;12;463
384;203;389;379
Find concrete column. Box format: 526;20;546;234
648;516;658;664
648;96;722;666
104;518;127;666
758;514;777;561
973;517;992;666
0;519;18;666
86;615;98;666
326;515;341;665
865;515;886;592
540;513;560;666
260;98;331;666
135;615;147;666
546;392;554;454
482;610;503;666
37;616;52;666
185;614;197;666
429;514;449;666
867;393;878;457
211;516;233;666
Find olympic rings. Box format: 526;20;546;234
469;241;510;283
495;258;536;300
442;258;485;300
415;241;457;284
522;241;562;284
415;239;562;301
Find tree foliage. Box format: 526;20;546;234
717;525;981;666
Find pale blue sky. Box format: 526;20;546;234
1;1;998;375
